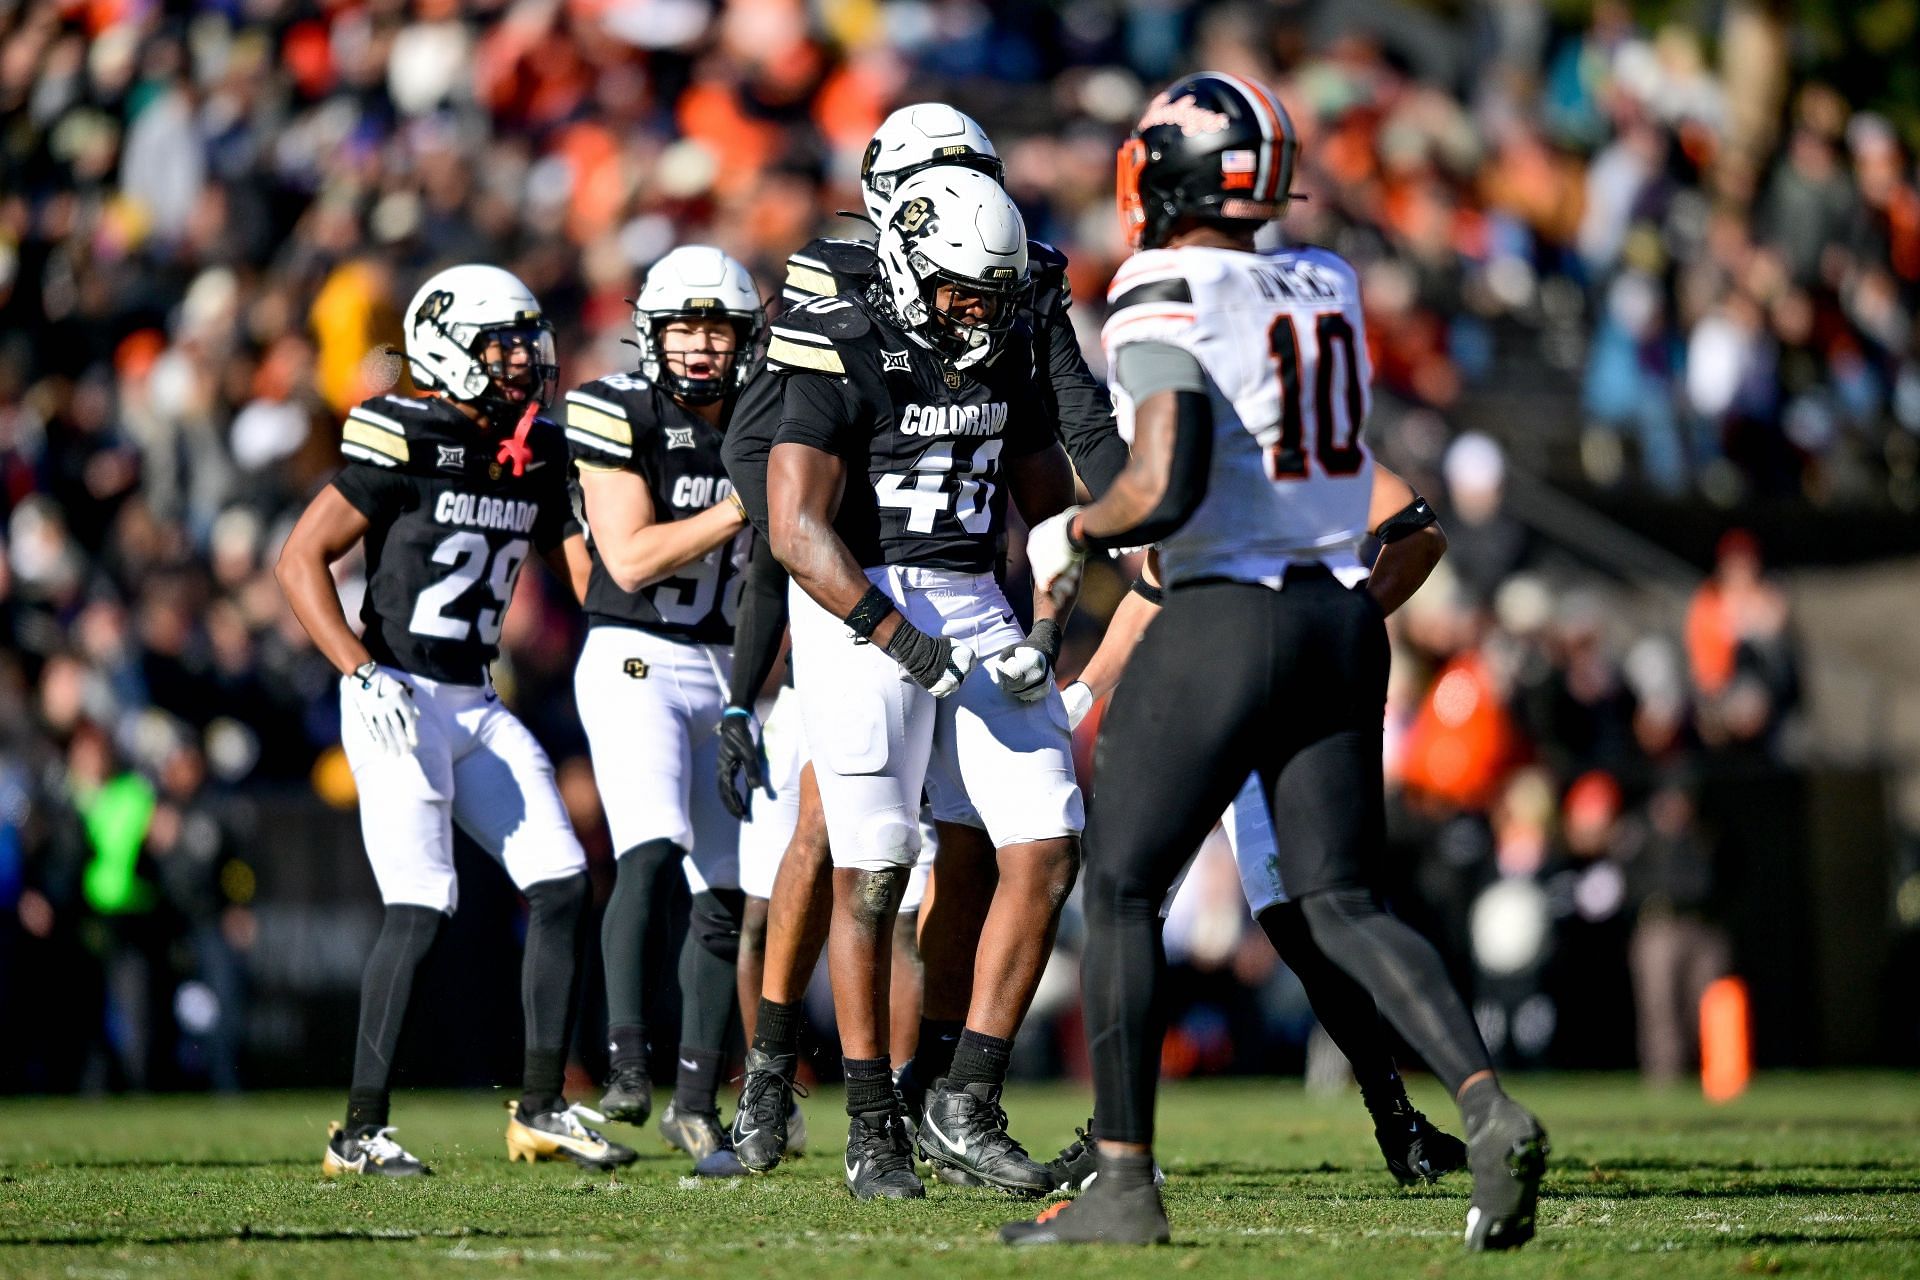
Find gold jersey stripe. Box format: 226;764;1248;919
342;419;409;461
768;334;845;373
565;402;633;445
783;264;838;298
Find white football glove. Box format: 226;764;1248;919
923;640;975;698
985;644;1051;702
344;664;420;756
1026;507;1086;610
1061;680;1095;729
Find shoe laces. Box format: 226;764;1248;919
854;1111;915;1168
947;1089;1030;1161
740;1064;807;1125
1056;1119;1095;1165
361;1127;412;1162
608;1064;650;1090
559;1103;609;1141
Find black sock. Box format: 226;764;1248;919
674;1046;726;1117
346;1088;388;1135
947;1029;1013;1088
1458;1074;1507;1133
844;1056;894;1115
1092;1147;1157;1191
1360;1067;1410;1120
602;838;686;1032
753;998;802;1057
520;872;588;1118
914;1018;963;1080
520;1049;566;1118
347;904;444;1134
608;1023;649;1073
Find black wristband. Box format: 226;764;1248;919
1027;618;1063;668
843;585;896;643
1129;577;1165;607
1375;495;1438;544
884;619;950;691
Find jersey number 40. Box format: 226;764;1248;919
878;439;1004;534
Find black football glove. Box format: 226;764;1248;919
716;706;767;820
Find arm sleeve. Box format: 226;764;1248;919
1043;311;1129;497
1111;339;1209;400
727;533;791;708
533;465;579;553
772;373;861;454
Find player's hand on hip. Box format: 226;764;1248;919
1026;507;1086;610
1061;680;1094;729
716;706;767;820
344;663;420;756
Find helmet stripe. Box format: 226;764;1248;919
1211;71;1286;202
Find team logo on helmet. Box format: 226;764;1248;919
1138;92;1231;136
897;197;934;233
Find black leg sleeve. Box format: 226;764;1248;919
347;905;445;1130
601;839;687;1062
520;872;589;1115
1081;598;1262;1148
1295;885;1493;1095
674;888;744;1115
1258;901;1406;1107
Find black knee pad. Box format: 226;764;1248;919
690;888;745;966
523;871;589;922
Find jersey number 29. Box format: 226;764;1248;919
408;531;529;645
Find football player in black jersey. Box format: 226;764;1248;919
723;104;1123;1185
562;246;761;1177
761;169;1084;1201
277;264;634;1176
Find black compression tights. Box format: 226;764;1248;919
347;904;444;1130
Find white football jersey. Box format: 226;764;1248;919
1101;244;1375;588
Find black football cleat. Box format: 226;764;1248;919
598;1064;653;1126
1044;1119;1164;1193
1375;1096;1468;1186
844;1107;926;1200
323;1122;430;1177
732;1048;807;1173
1463;1097;1548;1251
1000;1175;1171;1246
505;1101;638;1171
916;1079;1051;1197
658;1101;748;1177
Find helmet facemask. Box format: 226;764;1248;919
470;322;558;416
913;259;1025;368
640;312;759;406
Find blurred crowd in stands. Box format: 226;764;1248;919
6;0;1885;1092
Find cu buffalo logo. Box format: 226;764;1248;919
414;290;455;332
897;197;934;233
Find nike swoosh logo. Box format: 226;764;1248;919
922;1111;966;1156
845;1156;863;1183
679;1058;699;1071
526;459;549;471
736;1126;761;1142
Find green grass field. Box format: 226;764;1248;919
3;1074;1918;1279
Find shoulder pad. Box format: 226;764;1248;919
1026;238;1069;276
562;376;657;462
767;295;871;376
340;394;440;468
783;238;878;301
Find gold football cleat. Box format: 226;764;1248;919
504;1100;639;1170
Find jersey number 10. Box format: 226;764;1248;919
1266;311;1366;481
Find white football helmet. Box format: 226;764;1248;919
860;103;1003;225
404;264;556;411
875;167;1028;371
632;246;765;405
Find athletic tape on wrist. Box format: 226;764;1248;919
884;619;949;691
843;585;896;643
1027;619;1063;668
1129;577;1165;607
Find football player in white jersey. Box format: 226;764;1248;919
1004;73;1545;1249
277;264;633;1176
563;246;762;1176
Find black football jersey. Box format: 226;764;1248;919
775;235;1126;498
757;291;1054;573
331;394;575;685
563;372;750;645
